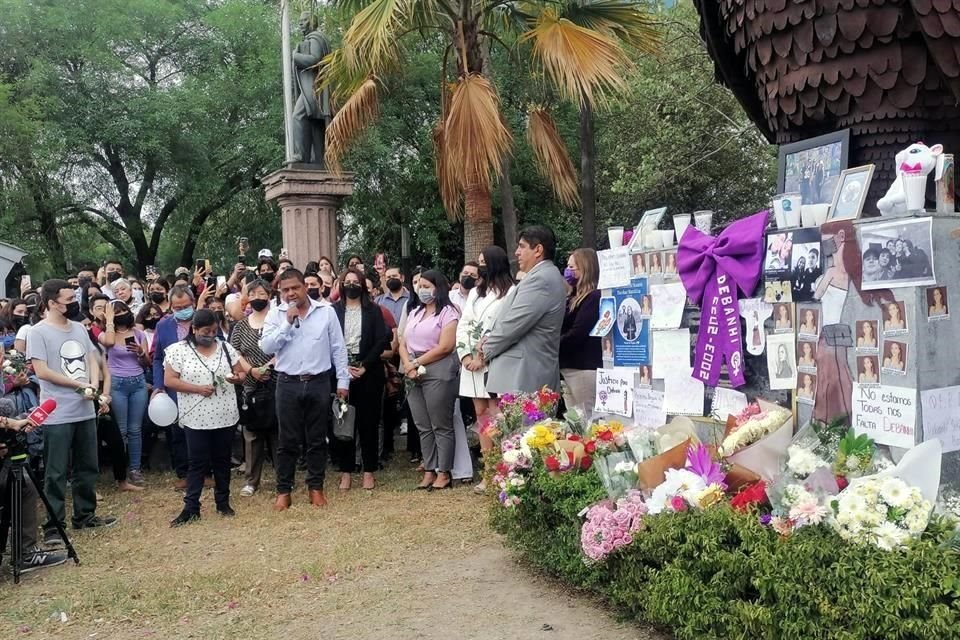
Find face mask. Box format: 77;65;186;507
12;315;27;329
386;278;402;293
322;286;332;299
417;288;436;305
174;307;195;322
260;271;275;282
563;267;578;285
478;266;488;280
63;301;81;318
115;313;135;328
106;271;122;283
142;317;159;330
195;335;216;347
344;284;362;299
150;291;166;304
249;299;270;312
132;289;144;303
460;276;477;290
213;311;225;324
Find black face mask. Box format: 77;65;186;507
259;271;275;282
115;313;135;328
344;284;362;299
214;311;225;324
150;292;166;304
460;276;477;290
322;286;332;299
106;271;122;283
63;302;81;318
142;317;159;330
11;315;28;329
249;299;270;312
307;288;321;300
478;266;488;280
386;278;402;292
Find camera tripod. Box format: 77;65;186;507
2;452;80;583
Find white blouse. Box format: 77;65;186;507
165;340;240;430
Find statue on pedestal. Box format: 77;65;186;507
291;11;331;166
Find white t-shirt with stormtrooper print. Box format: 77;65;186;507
26;319;97;424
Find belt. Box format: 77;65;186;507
277;370;331;383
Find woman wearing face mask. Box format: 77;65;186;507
146;279;171;315
230;281;278;497
559;249;602;414
399;270;460;490
332;269;391;490
2;298;30;351
164;309;252;526
99;301;151;485
129;279;146;307
111;279;143;315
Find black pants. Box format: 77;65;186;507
97;415;127;483
275;374;332;493
381;390;398;458
183;426;233;514
168;423;189;479
333;373;384;473
405;399;421;458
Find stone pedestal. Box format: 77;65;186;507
262;165;354;270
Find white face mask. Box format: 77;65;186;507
133;289;144;303
417;288;436;305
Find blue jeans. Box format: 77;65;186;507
112;373;148;471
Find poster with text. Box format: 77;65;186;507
595;368;637;418
613;278;651;367
920;386;960;454
597;247;633;290
852;383;917;449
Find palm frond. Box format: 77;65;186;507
325;77;381;173
526;105;579;207
440;74;512;220
432;120;461;218
521;9;632;107
560;0;661;54
342;0;409;73
317;49;371;105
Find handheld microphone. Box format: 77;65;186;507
27;399;57;427
294;316;300;328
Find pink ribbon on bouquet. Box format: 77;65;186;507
678;211;768;388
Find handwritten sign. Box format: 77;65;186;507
652;329;690;379
634;388;666;429
664;367;705;417
711;387;748;422
920;385;960;453
595;368;637;417
597;247;633;290
650;282;686;330
852;383;917;449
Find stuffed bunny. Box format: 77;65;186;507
877;142;943;215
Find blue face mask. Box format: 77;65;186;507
2;335;15;350
174;307;195;322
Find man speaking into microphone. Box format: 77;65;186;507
260;269;349;511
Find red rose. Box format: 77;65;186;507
568;434;581;442
584;440;597;454
599;430;614;442
544;455;560;472
835;475;849;490
580;455;593;471
496;462;509;475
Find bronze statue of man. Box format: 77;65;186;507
291;11;331;166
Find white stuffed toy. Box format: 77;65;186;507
877;142;943;215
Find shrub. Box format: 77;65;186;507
494;468;960;639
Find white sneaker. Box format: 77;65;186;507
240;485;256;497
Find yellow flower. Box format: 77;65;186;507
524;424;557;450
696;483;725;509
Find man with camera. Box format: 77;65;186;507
0;404;68;573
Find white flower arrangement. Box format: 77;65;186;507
786;445;827;478
646;468;706;514
718;408;791;457
830;477;932;551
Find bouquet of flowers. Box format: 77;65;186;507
830;477;932;550
2;349;28;377
834;430;876;478
580;490;648;563
719;400;793;482
646;444;727;513
492;434;533;508
785;444;829;478
587;416;628;456
594;450;639;501
767;483;831;535
492;387;561;437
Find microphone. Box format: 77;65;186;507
294;316;300;328
27;399;57;427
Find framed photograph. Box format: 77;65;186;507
882;340;907;375
764;229;821;303
829;164;875;221
797;372;817;404
797;339;817;371
859;218;936;290
766;332;798;390
797;304;820;339
777;129;850;205
856;355;880;385
927;286;949;321
881;301;907;336
772;302;793;333
628;207;667;251
855;320;879;352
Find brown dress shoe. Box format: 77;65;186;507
273;493;292;511
309;489;327;507
174;478;187;490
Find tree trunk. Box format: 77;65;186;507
580;101;597;249
499;155;519;272
463;180;493;264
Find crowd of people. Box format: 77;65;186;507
0;225;605;574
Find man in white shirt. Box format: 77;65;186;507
260;269;349;511
449;262;479;312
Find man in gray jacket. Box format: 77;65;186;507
482;226;567;395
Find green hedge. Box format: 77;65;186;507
493;467;960;640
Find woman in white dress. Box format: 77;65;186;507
456;247;515;492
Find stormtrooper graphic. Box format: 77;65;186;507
59;340;88;382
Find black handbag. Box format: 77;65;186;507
331;397;356;442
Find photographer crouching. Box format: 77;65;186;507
0;397;68;574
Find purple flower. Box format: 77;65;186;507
686;443;727;489
759;514;772;526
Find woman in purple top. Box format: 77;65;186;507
399;271;460;491
99;300;151;485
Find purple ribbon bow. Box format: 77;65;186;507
678;211;768;388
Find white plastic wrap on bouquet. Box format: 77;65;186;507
727;418;794;483
847;439;942;505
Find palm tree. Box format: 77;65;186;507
322;0;659;260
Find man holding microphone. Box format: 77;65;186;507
260;269;349;511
